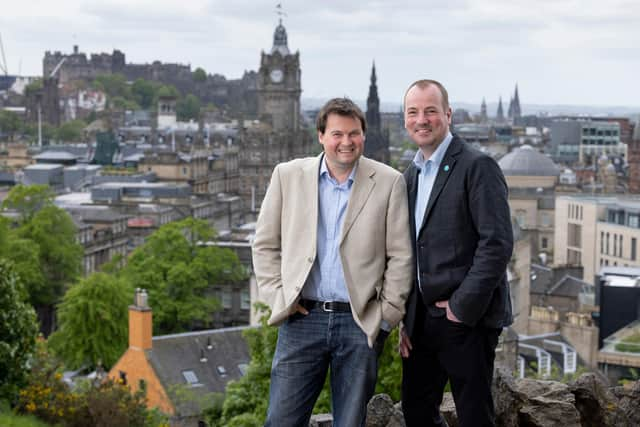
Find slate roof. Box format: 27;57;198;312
519;332;588;377
148;326;251;417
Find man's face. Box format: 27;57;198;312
318;113;364;173
404;84;452;156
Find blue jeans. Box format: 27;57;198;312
264;308;378;427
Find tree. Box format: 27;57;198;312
0;110;22;141
1;184;55;223
177;94;201;121
0;259;39;403
121;218;246;334
48;273;131;370
131;78;156;109
92;74;130;99
11;205;83;335
155;84;180;99
55;119;85;142
193;67;207;83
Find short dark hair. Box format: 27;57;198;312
403;79;450;111
316;98;366;134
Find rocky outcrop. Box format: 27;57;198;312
309;370;640;427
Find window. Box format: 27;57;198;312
240;289;250;310
541;237;548;249
222;289;232;309
606;233;610;254
620;236;623;258
217;366;227;376
629;215;639;228
568;224;582;248
119;371;127;385
182;370;199;385
632;238;637;261
600;231;604;254
614;235;618;256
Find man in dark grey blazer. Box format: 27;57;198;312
399;79;514;427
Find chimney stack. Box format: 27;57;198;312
129;288;152;350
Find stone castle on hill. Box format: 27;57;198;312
43;45;258;116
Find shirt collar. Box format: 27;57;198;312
412;132;453;170
320;154;357;185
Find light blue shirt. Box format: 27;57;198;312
412;132;453;235
302;156;356;303
413;133;453;293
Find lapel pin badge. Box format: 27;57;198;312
444;165;450;172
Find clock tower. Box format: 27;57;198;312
257;19;301;131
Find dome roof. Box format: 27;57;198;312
498;145;559;177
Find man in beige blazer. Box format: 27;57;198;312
252;98;413;427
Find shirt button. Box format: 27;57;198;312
307;257;313;263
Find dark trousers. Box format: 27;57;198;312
401;307;500;427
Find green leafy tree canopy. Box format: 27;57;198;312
48;273;131;370
0;259;39;403
122;218;246;334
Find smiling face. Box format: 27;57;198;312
404;83;452;158
318;113;365;177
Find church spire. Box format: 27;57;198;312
366;61;380;131
497;96;505;123
512;83;521;119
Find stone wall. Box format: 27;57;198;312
310;370;640;427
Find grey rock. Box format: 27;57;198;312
366;394;394;427
519;395;581;427
569;372;618;427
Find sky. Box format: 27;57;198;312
1;0;640;110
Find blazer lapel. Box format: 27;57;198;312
300;155;322;233
340;159;375;245
418;137;463;234
405;164;419;239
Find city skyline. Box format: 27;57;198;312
1;0;639;108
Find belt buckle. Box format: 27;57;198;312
322;301;334;312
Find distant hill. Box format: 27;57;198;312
302;97;640;118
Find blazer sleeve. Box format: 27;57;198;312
251;164;286;312
448;156;514;326
380;173;414;327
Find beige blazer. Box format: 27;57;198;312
252;154;413;347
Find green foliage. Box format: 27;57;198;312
131;78;157;109
16;341;167;427
375;328;403;401
156;85;180;99
1;184;54;223
15;205;83;309
122;218;246;334
0;412;52;427
619;367;639;386
176;94;201;121
55;120;86;142
93;73;130;99
193;68;207;83
111;96;140;111
0;110;22;141
15;341;80;424
614;333;640;353
209;304;274;427
48;273;131;370
24;79;43;97
0;260;39;403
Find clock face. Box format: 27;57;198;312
270;69;284;83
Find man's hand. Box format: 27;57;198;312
290;303;309;316
435;300;462;323
399;326;413;358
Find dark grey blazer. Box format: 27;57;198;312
403;135;514;338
